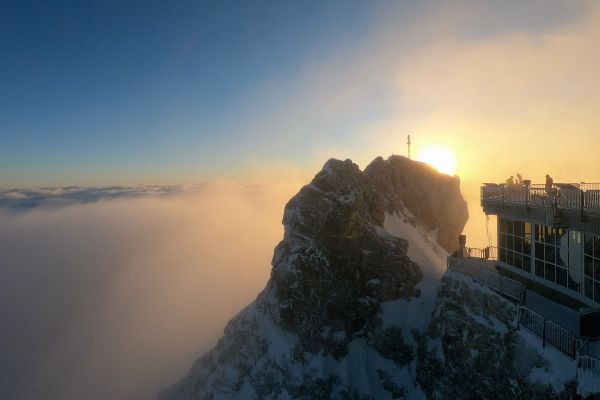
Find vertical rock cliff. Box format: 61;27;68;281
160;156;574;399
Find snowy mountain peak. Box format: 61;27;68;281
160;156;572;400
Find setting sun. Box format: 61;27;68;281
417;146;457;176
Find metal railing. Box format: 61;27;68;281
464;246;497;260
449;257;578;357
447;257;525;302
449;253;600;392
481;182;600;214
577;355;600;396
586;190;600;213
481;268;502;291
502;277;526;301
450;254;578;357
545;320;577;357
519;306;545;338
557;188;582;210
579;355;600;373
518;306;577;358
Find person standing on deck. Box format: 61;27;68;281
545;174;559;215
545;174;554;195
516;174;523;186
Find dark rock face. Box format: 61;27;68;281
415;277;570;400
161;156;471;399
364;156;468;254
266;157;467;355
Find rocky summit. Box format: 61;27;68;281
266;156;467;351
161;156;574;400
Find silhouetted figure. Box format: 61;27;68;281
516;173;523;186
545;174;554;195
545;174;559;217
506;176;514;186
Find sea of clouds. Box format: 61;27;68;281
0;182;298;400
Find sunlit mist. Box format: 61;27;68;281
0;183;298;400
416;146;458;176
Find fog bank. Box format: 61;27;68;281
0;182;297;400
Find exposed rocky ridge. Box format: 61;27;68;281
415;275;574;399
264;156;467;356
364;156;468;253
161;156;572;399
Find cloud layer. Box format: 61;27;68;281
0;182;298;400
0;185;185;210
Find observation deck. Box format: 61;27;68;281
481;182;600;236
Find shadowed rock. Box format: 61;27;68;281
364;155;468;254
161;155;471;400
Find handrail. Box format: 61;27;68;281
579;355;600;372
449;256;579;355
577;355;600;396
518;306;577;358
447;257;524;302
482;182;600;192
519;306;544;338
464;246;498;260
481;182;600;214
581;183;600;192
448;254;600;394
545;319;577;357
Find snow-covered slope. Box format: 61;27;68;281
160;156;575;399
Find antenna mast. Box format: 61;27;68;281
407;134;411;159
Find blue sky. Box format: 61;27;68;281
1;1;596;187
1;1;375;185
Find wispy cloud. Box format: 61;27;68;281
224;1;600;248
0;185;187;210
221;1;597;254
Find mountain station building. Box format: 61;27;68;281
481;182;600;308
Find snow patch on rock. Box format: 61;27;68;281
379;211;447;340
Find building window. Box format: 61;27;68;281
499;218;590;297
536;226;568;289
530;224;583;292
498;218;531;272
535;259;544;277
556;267;568;287
584;234;600;302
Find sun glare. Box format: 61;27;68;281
416;146;457;176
